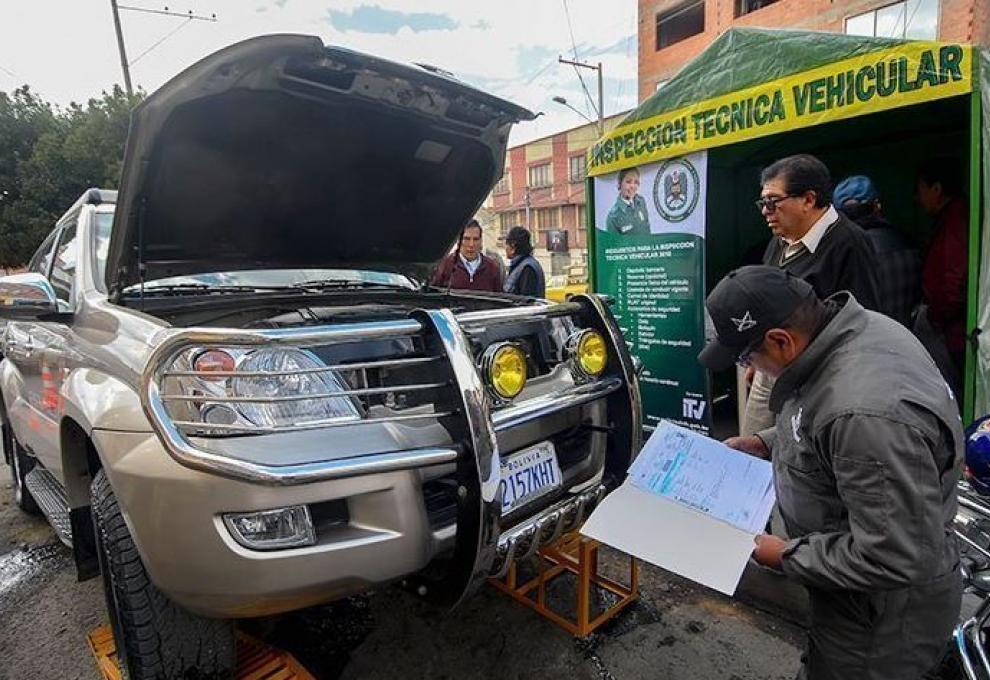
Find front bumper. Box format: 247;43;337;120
127;295;640;615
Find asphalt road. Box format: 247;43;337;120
0;460;805;680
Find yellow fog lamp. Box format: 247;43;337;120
569;330;608;378
482;343;528;401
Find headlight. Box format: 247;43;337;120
481;342;527;401
232;348;360;428
163;346;360;431
568;330;608;378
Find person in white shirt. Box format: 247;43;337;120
430;219;504;292
740;154;880;436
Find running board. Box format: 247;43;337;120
24;467;73;547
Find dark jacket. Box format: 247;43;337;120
857;214;922;328
760;294;962;679
922;197;969;355
763;212;881;312
431;253;503;292
504;253;545;298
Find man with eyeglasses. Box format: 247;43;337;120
701;265;962;680
741;154;880;436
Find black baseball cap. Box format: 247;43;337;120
698;266;817;371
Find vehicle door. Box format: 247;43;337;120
4;227;59;460
29;216;81;476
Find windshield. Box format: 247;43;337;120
93;211;416;292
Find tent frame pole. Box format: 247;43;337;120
965;88;983;423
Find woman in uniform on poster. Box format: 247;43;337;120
606;166;651;236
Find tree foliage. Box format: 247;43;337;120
0;85;141;267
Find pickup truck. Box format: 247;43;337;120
0;35;641;679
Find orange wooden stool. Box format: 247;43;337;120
489;532;638;637
87;624;315;680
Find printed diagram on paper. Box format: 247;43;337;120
627;421;775;534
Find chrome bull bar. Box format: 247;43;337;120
489;484;606;579
138;297;635;609
954;613;990;680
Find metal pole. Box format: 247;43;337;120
110;0;133;96
558;56;605;137
596;62;604;138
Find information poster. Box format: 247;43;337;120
592;151;711;434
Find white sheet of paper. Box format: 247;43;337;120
581;421;777;596
581;484;758;595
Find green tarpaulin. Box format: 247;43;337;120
591;28;989;422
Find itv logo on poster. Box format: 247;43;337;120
682;397;706;420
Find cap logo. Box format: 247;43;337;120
731;311;757;333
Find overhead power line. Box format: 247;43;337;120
129;16;194;66
561;0;598;120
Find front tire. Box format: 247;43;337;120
6;426;40;515
91;469;235;680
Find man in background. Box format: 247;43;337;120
741;154;880;436
503;226;545;298
833;175;921;328
916;159;969;398
431;219;503;292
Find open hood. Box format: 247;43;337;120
106;34;535;293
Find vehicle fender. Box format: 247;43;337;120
60;368;151;435
0;359;13;426
0;357;29;441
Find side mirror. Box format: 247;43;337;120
0;273;58;319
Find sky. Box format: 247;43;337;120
0;1;639;146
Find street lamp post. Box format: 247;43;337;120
552;96;596;128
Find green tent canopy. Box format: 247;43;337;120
586;28;989;425
626;28;919;126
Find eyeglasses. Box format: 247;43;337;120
754;194;801;212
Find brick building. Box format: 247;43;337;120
485;112;629;278
640;0;990;101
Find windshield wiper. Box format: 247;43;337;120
122;283;301;296
292;279;407;291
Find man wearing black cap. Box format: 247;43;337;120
700;266;962;680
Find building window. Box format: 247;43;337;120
533;207;558;232
577;205;587;230
569;155;587;183
493;175;509;194
499;211;518;236
736;0;778;17
845;0;938;40
656;1;705;51
528;163;552;188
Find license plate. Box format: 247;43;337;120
498;441;562;515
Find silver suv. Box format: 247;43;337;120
0;35;641;679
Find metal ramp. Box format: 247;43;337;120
87;625;315;680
